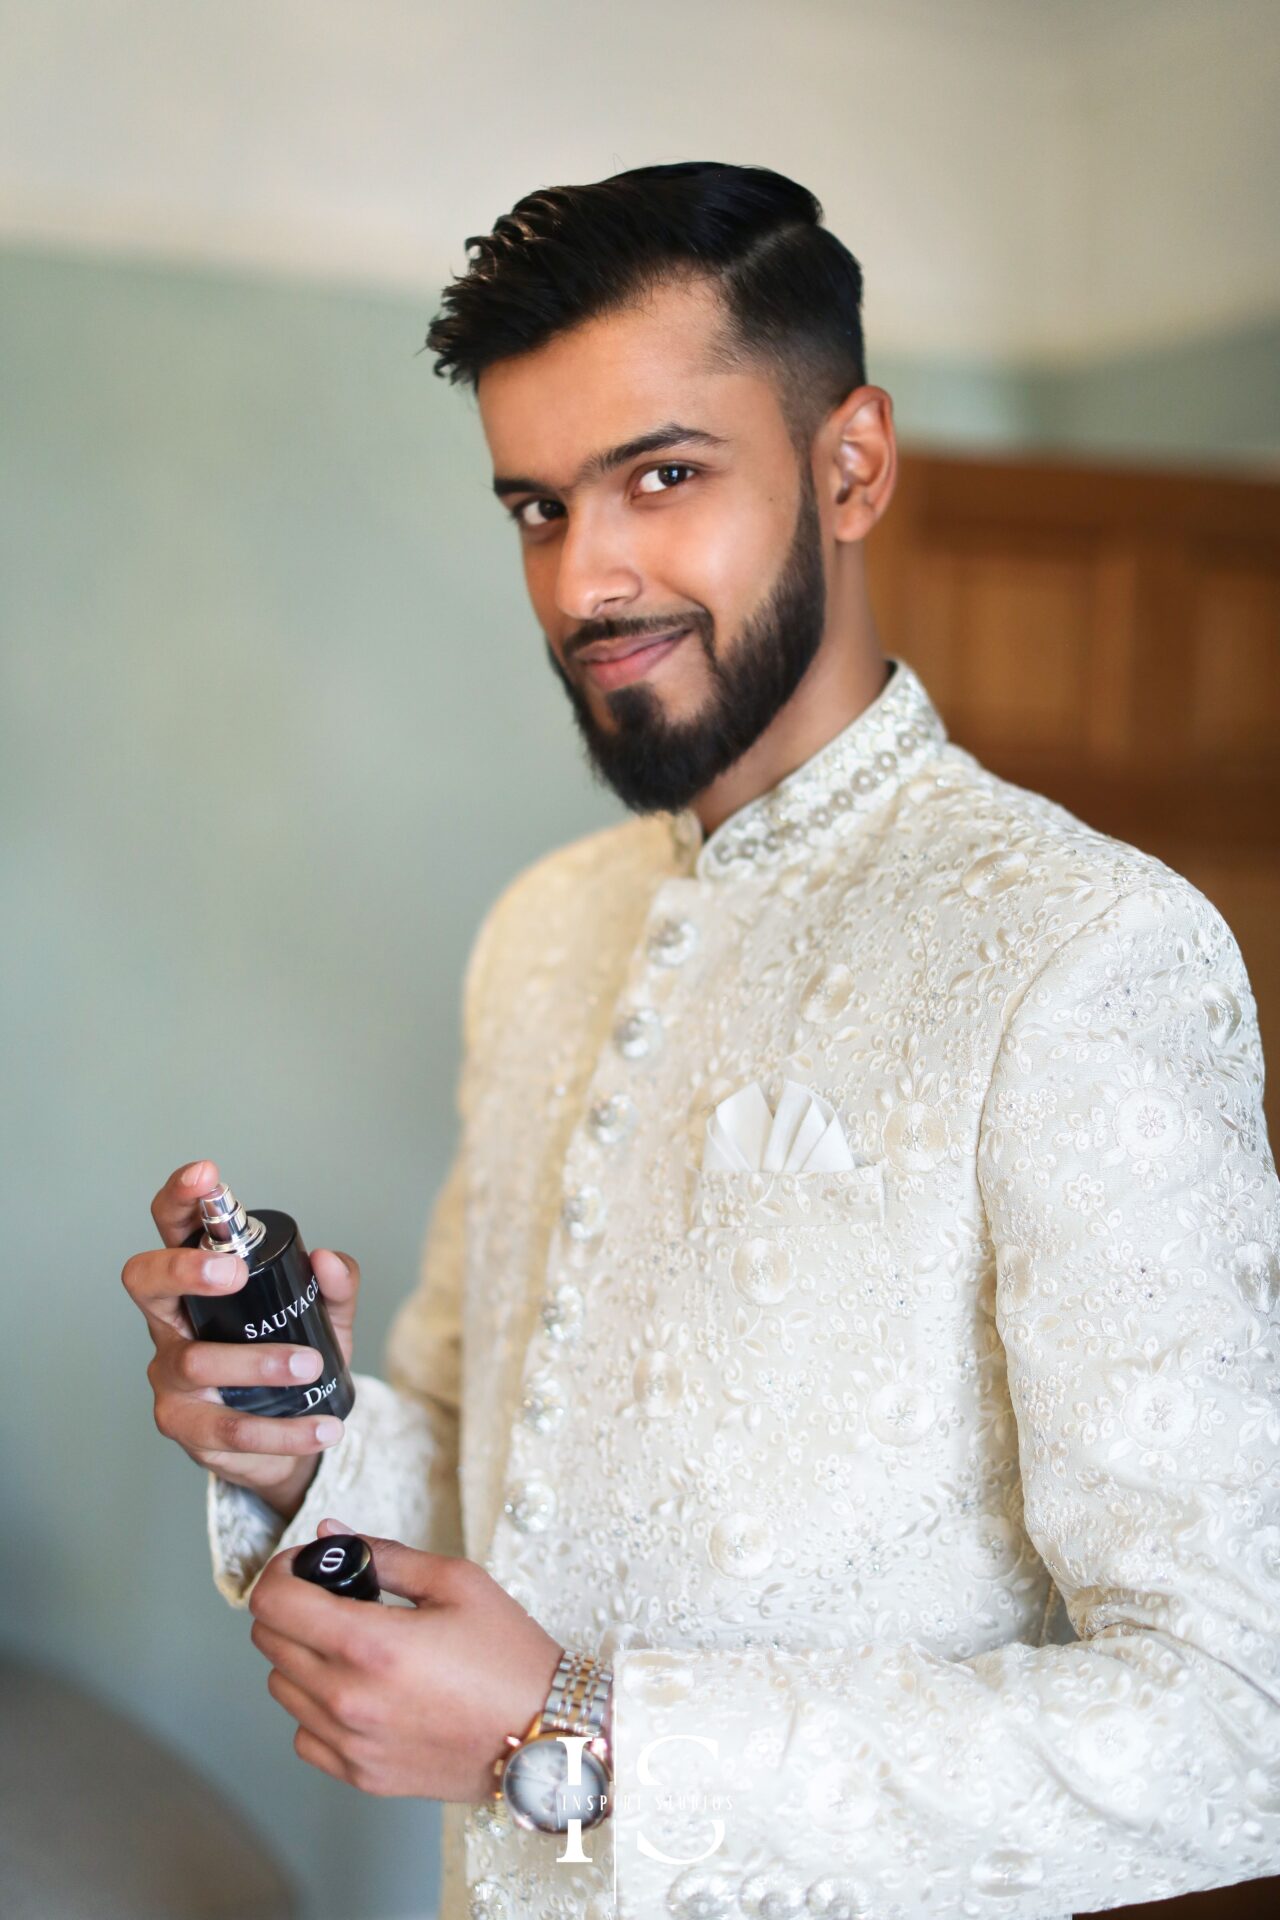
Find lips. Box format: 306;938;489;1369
580;628;689;690
577;626;689;666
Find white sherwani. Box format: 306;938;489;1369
208;656;1280;1920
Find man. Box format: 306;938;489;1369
124;163;1280;1919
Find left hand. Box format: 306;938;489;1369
248;1518;565;1802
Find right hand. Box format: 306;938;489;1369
123;1160;361;1522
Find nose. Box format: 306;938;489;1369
552;503;642;625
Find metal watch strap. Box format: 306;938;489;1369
539;1650;613;1757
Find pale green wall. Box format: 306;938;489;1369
2;242;1277;1920
882;320;1280;465
0;245;625;1920
1025;316;1280;465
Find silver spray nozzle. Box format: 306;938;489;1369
198;1182;267;1258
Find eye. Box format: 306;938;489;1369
508;462;696;532
635;463;696;495
509;497;564;531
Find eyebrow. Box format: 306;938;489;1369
491;421;731;501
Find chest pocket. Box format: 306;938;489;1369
683;1163;889;1308
688;1162;886;1233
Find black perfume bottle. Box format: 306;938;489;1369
181;1183;356;1422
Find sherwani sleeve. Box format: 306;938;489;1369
610;879;1280;1919
204;903;496;1609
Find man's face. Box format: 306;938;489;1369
478;278;829;814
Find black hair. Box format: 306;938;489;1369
423;160;865;453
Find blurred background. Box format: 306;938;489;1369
1;3;1277;1918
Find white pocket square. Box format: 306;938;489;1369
701;1077;856;1174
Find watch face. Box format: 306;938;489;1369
501;1734;610;1833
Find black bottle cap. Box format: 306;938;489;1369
292;1534;381;1602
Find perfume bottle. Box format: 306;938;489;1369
181;1182;356;1421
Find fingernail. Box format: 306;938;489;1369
321;1516;356;1533
289;1351;323;1379
314;1418;343;1445
182;1163;207;1188
204;1254;243;1284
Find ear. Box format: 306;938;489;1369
825;385;898;541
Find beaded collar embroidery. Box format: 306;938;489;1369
666;655;949;880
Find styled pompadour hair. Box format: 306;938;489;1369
423;160;866;452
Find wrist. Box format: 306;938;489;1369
494;1649;614;1834
260;1455;320;1523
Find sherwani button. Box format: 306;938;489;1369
802;1876;866;1917
503;1478;556;1534
540;1282;584;1343
667;1866;739;1917
647;915;698;966
561;1184;606;1239
739;1869;805;1916
588;1092;638;1144
613;1007;663;1059
521;1374;567;1432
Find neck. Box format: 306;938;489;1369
692;620;890;840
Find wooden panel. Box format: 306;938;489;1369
1190;564;1280;763
944;546;1093;745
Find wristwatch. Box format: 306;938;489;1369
492;1649;613;1834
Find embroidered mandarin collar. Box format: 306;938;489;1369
665;655;949;881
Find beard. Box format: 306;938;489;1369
543;459;827;816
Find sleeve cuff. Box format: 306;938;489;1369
205;1369;411;1606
